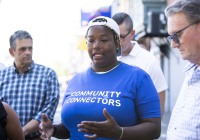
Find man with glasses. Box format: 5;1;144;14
167;20;200;44
112;12;168;117
165;0;200;139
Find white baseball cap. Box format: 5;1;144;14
86;16;120;37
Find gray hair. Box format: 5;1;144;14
165;0;200;23
9;30;32;49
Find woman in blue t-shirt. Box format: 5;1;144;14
40;16;161;140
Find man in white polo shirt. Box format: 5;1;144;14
112;12;168;117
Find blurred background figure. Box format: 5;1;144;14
112;12;168;117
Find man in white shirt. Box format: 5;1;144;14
112;12;168;116
165;0;200;139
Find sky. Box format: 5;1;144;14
0;0;84;72
0;0;116;76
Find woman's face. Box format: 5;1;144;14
86;25;118;70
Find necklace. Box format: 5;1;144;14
95;64;120;74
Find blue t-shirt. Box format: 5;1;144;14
61;62;160;140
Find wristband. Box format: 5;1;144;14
119;127;123;140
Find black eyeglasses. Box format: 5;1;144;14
120;30;131;41
167;20;200;44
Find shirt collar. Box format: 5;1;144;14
13;60;34;74
184;62;198;72
128;41;141;57
184;62;200;85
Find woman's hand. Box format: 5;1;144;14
39;114;54;139
77;108;122;139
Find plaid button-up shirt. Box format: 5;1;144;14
167;63;200;139
0;61;60;138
